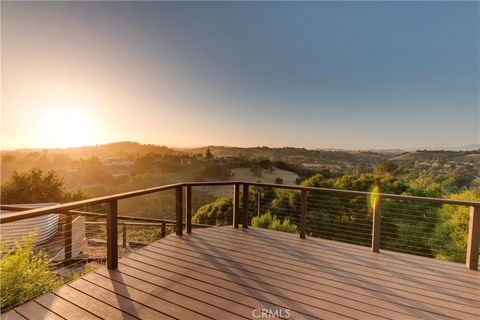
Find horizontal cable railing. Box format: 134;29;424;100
0;180;479;286
1;181;479;266
1;180;479;312
0;184;206;312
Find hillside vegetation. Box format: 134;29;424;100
1;142;479;264
178;145;395;169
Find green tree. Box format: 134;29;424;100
250;164;262;178
1;169;85;204
78;156;112;185
258;159;273;171
269;188;300;221
301;174;334;188
374;161;400;176
299;173;415;248
429;189;480;262
356;163;367;175
1;154;16;164
441;166;477;193
205;148;214;161
192;197;233;225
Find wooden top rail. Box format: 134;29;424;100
185;181;244;187
0;183;182;223
0;205;31;212
1;180;479;224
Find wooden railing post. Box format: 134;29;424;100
233;183;240;228
186;185;192;234
300;190;307;239
122;222;127;248
372;196;381;253
466;206;480;270
242;183;249;229
176;186;183;236
107;200;118;269
63;212;73;260
160;222;166;238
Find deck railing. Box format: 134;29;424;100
1;181;479;271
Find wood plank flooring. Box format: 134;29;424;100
2;226;479;319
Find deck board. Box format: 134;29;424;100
3;226;479;319
14;301;64;320
53;285;138;320
93;268;249;320
160;233;479;296
144;235;477;318
211;226;480;281
0;311;27;320
143;239;475;317
115;260;317;320
130;248;422;320
35;293;102;320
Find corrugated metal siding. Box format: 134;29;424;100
0;203;59;246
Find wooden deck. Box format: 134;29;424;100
3;226;479;320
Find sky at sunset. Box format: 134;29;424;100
1;1;479;150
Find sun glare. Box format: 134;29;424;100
38;102;96;148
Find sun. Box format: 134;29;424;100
38;102;96;148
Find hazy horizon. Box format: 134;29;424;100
1;139;479;153
2;2;479;150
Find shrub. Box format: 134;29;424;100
251;212;298;234
0;235;61;311
251;212;273;228
62;263;101;283
270;217;298;233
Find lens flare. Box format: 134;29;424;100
370;185;380;210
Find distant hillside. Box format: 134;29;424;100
177;146;395;169
3;142;176;160
451;144;480;151
4;142;478;170
391;150;480;164
206;167;299;198
412;144;480;152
